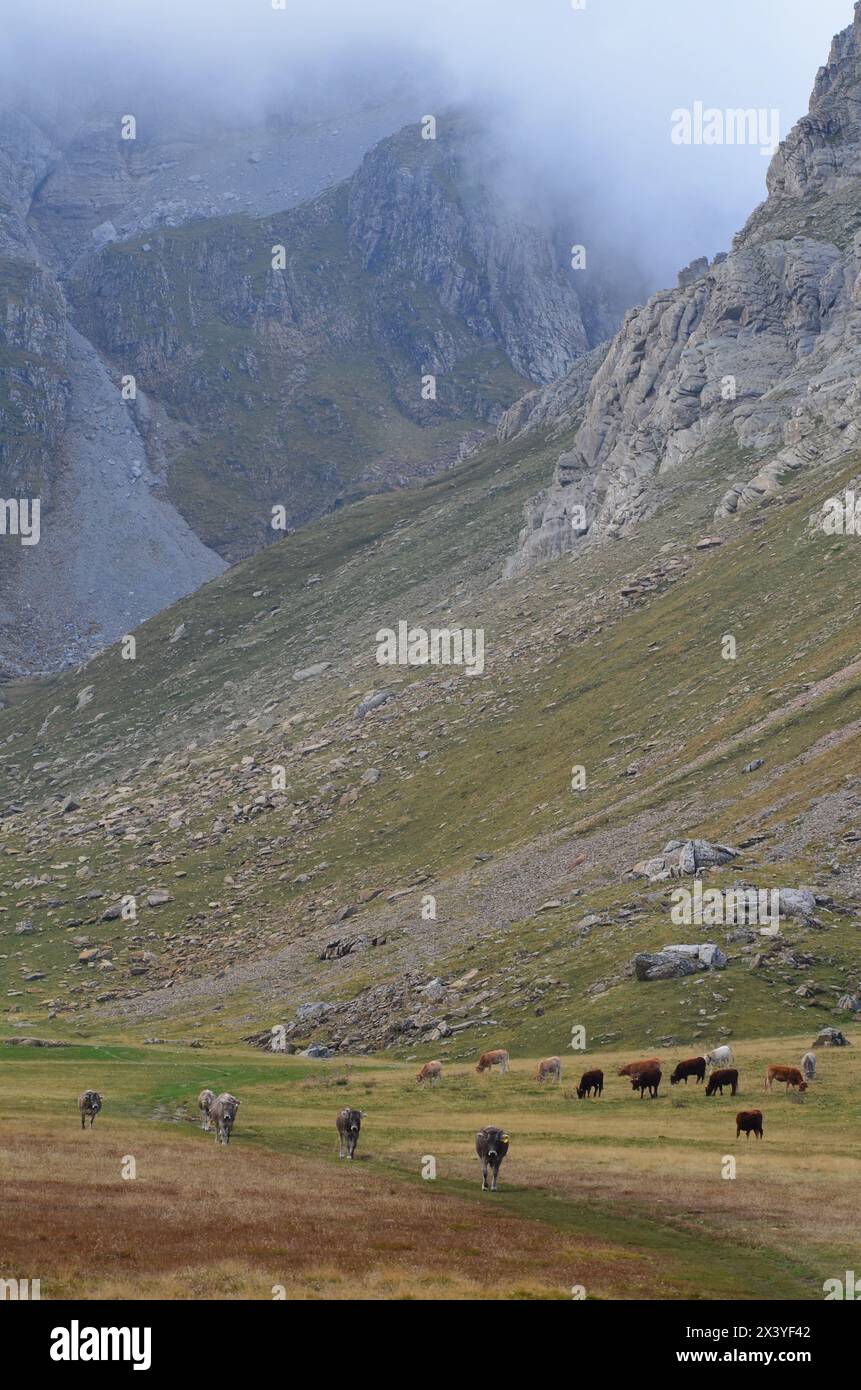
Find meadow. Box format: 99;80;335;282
1;1034;857;1301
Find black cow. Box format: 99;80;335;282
670;1057;706;1086
577;1069;604;1099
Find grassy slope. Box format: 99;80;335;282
0;428;858;1052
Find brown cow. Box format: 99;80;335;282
476;1049;509;1075
617;1057;660;1078
416;1060;442;1087
736;1110;764;1140
576;1069;603;1099
705;1067;739;1097
631;1066;661;1099
536;1056;561;1085
765;1065;807;1093
670;1057;706;1086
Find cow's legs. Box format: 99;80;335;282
480;1158;488;1191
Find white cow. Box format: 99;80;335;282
801;1051;817;1082
198;1088;215;1131
704;1045;733;1069
210;1092;240;1145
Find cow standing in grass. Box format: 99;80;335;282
577;1069;603;1099
736;1110;764;1140
704;1045;733;1070
198;1089;215;1131
476;1049;509;1076
705;1067;739;1097
670;1057;706;1086
78;1091;103;1129
536;1056;561;1085
765;1065;807;1093
210;1092;240;1145
336;1107;364;1159
416;1061;442;1087
617;1057;659;1079
801;1052;817;1083
476;1126;510;1192
631;1067;661;1099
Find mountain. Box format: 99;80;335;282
0;107;643;675
506;4;861;574
1;11;860;1063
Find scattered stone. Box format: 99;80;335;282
293;662;330;681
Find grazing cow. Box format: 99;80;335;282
736;1110;764;1140
475;1126;510;1192
631;1066;661;1099
801;1051;817;1083
416;1060;442;1087
210;1092;240;1144
198;1088;215;1131
536;1056;562;1085
704;1045;733;1069
577;1069;604;1099
78;1090;103;1129
617;1057;660;1078
705;1067;739;1097
336;1107;364;1159
670;1057;706;1086
476;1049;509;1076
765;1065;807;1093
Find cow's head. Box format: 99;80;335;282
798;1081;808;1092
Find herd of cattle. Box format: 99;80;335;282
75;1045;819;1191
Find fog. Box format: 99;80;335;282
0;0;853;287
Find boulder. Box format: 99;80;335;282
630;839;738;881
354;690;394;720
778;887;817;921
634;952;700;981
812;1027;851;1047
293;662;330;681
636;943;727;980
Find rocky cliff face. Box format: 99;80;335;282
506;3;861;576
0;105;638;671
63;116;633;561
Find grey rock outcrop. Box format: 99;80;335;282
506;5;861;573
634;942;726;980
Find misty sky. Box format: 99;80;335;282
0;0;854;288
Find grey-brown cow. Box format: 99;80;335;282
210;1092;240;1144
198;1088;215;1131
536;1056;561;1085
336;1107;364;1159
476;1126;510;1192
78;1090;102;1129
